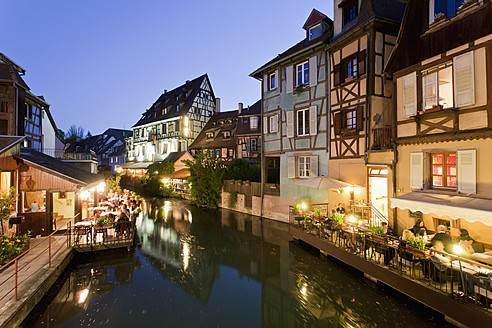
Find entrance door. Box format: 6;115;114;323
369;176;388;218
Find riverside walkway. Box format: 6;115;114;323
0;233;72;328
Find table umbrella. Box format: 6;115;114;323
291;175;360;189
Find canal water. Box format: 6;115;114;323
22;199;452;327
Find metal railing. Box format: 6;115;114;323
349;200;388;226
42;148;97;161
0;223;72;304
67;216;136;248
289;216;492;312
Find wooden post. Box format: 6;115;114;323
49;235;51;268
14;259;18;301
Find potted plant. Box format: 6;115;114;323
457;0;478;15
244;180;251;186
236;179;242;186
405;236;428;257
429;12;446;28
295;84;307;96
369;225;387;244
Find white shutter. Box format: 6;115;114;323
274;69;279;89
263;74;268;93
403;72;417;118
410;152;423;189
263;116;268;134
309;56;317;87
309;106;317;135
287;111;294;138
275;114;279;133
221;148;227;158
286;66;294;93
453;51;475;108
288;157;295;178
458;149;476;194
309;156;318;177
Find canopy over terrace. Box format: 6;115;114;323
390;191;492;226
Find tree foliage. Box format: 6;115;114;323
184;152;226;208
140;161;176;197
106;175;122;194
65;124;85;144
0;187;17;235
224;159;261;182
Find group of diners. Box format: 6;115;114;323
74;189;141;243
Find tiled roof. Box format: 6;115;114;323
236;101;262;136
0;62;29;90
238;100;261;117
16;148;104;186
189;111;238;150
66;128;132;157
162;151;187;164
133;74;214;128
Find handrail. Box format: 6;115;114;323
349;200;388;225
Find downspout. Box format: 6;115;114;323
392;77;399;233
363;27;371;166
260;78;265;219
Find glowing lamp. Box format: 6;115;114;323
453;244;463;255
301;202;307;210
348;215;356;223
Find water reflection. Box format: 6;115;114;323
23;199;451;327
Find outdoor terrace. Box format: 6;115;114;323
288;210;492;327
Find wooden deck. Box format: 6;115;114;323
68;221;136;253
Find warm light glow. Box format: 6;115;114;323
163;201;171;221
80;190;90;200
301;202;307;210
301;285;307;296
453;244;463;255
96;182;106;193
162;178;171;185
183;242;190;271
184;116;189;127
78;288;89;304
343;187;353;193
184;127;189;137
348;215;356;223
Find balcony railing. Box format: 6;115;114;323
42;148;97;161
371;126;393;150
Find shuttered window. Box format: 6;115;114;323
297;108;310;136
309;106;317;135
402;72;417;117
309;56;317;87
453;51;475;108
287;111;294;138
333;107;363;135
457;149;476;194
430;152;457;189
286;66;294;93
288;156;295;178
410;152;424;189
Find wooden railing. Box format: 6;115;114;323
371;126;392;150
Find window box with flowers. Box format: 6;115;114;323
429;12;446;28
457;0;478;15
424;105;443;114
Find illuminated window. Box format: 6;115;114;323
431;153;457;188
422;63;454;110
298;156;311;178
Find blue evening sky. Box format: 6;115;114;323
1;0;333;134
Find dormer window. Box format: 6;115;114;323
206;132;214;139
177;104;180;112
308;23;322;40
223;131;231;139
162;107;167;115
342;0;358;25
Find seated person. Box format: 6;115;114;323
381;222;394;236
336;203;346;215
429;241;452;281
400;229;415;247
458;236;475;257
456;228;470;242
411;219;427;237
431;225;453;253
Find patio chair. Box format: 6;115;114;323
74;226;92;245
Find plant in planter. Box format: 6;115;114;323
369;224;387;243
236;179;242;185
229;191;238;207
0;232;31;266
313;207;322;219
458;0;477;14
430;12;446;27
0;187;17;235
332;212;345;225
294;84;307;96
243;180;251;186
405;236;428;257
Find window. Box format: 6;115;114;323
223;131;231;139
344;55;358;81
0;102;8;113
297;108;310;136
251;138;257;151
296;61;309;86
343;0;358;25
0;171;13;193
206;132;214;139
308;23;322;40
22;190;46;213
298;156;311;178
227;148;234;157
176;104;180;112
431;153;457;188
346;110;357;130
430;0;461;23
250;117;258;130
215;149;220;158
269;72;277;90
162;123;167;134
269;115;278;133
422;63;453;110
175;120;180;132
160;142;168;154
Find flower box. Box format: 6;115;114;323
457;1;478;15
424;105;443;113
406;246;429;258
371;234;388;244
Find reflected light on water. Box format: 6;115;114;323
183;242;190;271
78;288;89;304
163;201;172;221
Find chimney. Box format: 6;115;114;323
163;89;167;94
186;80;190;83
238;102;243;114
215;97;221;113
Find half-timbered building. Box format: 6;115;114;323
328;0;405;217
236;100;261;163
251;9;333;218
387;0;492;245
126;74;217;165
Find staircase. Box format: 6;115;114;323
349;200;388;226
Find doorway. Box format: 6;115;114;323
368;167;388;218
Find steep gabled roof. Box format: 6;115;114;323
238;100;261;117
303;9;328;29
251;11;333;78
66;128;132;157
189;111;238;149
162;151;187;164
133;74;214;128
16;148;104;186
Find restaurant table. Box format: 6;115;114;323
101;211;121;216
75;221;94;227
470;252;492;265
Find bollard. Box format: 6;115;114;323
15;259;18;301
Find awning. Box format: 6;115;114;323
390;192;492;226
166;168;190;179
120;161;153;169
